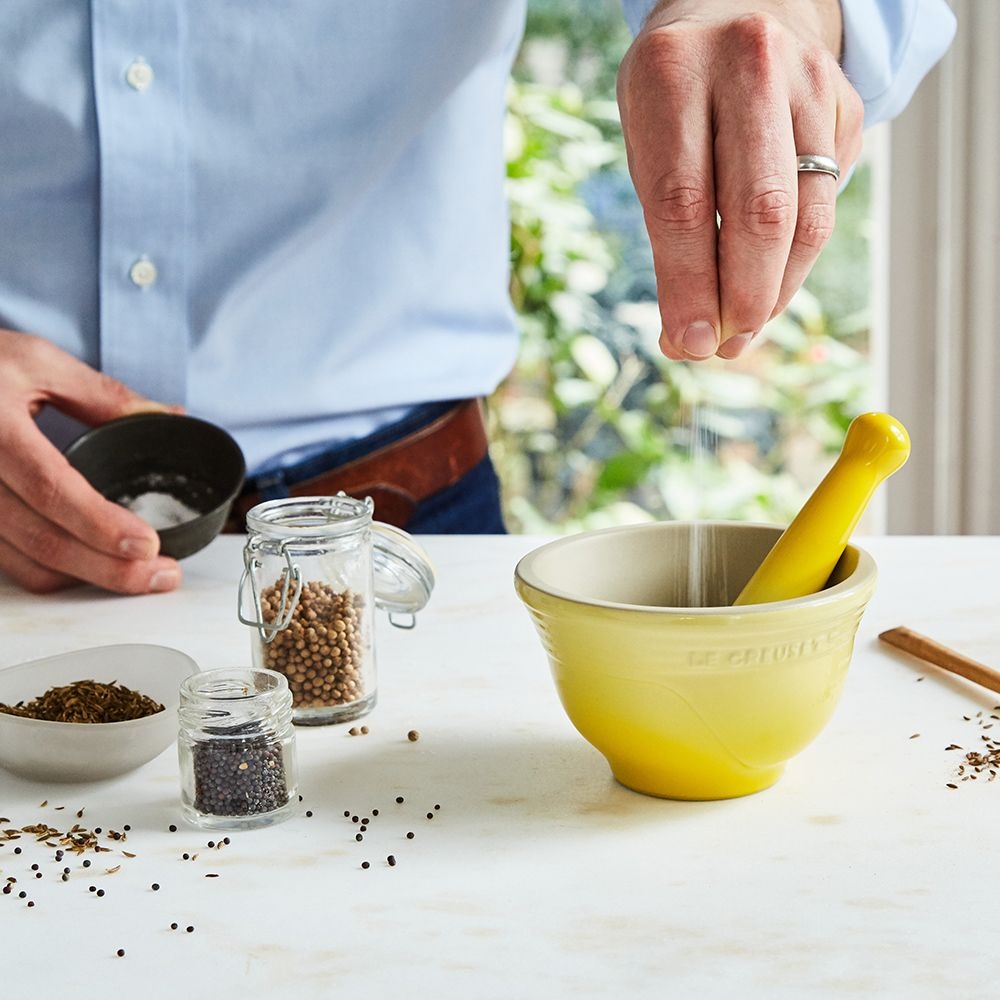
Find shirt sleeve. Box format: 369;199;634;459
619;1;957;127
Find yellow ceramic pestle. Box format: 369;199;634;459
733;412;910;606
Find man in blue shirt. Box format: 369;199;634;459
0;0;955;594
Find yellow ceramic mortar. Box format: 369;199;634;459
515;523;877;800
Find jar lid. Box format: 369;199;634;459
371;522;435;623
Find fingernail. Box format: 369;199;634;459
717;332;754;360
149;569;181;593
120;536;157;560
681;322;719;359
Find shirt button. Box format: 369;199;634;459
125;59;154;91
129;257;158;287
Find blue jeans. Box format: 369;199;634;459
247;402;507;534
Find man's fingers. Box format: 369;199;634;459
769;55;863;321
711;17;804;358
0;479;181;595
619;25;721;361
0;419;161;559
618;6;867;363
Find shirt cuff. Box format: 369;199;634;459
841;0;957;127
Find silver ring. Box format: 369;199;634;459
796;154;840;182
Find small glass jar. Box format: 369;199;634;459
178;668;298;831
238;494;434;726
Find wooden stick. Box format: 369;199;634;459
879;626;1000;696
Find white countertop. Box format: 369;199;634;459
1;534;999;998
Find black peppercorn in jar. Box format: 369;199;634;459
178;668;298;831
238;494;434;726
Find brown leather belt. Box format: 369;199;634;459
225;398;489;531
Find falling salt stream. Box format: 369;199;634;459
684;402;727;609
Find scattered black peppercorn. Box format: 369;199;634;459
355;834;363;842
305;810;313;818
395;796;404;804
371;809;379;817
387;855;396;867
123;825;131;832
13;847;21;855
18;890;26;898
406;832;415;840
96;889;105;897
151;883;160;891
89;886;96;893
169;825;177;832
117;949;125;958
426;813;433;820
170;923;178;930
361;861;370;869
82;860;91;868
30;863;39;871
182;853;190;860
186;926;194;933
26;900;34;907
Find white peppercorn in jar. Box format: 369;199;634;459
177;668;298;831
238;494;434;725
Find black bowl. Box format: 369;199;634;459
64;413;246;559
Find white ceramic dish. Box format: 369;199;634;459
0;644;199;783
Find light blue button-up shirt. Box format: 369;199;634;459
0;1;955;474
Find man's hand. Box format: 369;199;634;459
617;0;863;360
0;329;183;593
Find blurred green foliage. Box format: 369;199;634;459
491;1;872;533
